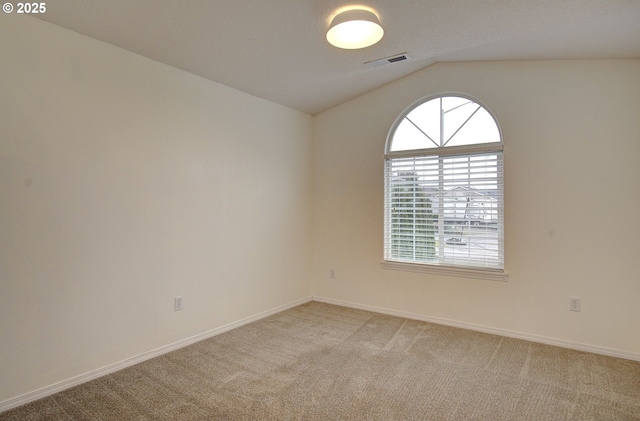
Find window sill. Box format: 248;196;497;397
381;260;508;282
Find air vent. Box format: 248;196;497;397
365;53;412;68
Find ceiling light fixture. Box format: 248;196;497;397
326;8;384;49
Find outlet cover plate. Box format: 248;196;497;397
569;297;580;312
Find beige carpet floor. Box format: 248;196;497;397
1;301;639;420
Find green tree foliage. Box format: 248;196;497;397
390;172;437;261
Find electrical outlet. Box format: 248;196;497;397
329;269;336;279
569;297;580;312
174;296;183;312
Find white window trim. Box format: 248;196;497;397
385;143;503;159
381;259;508;282
383;93;505;279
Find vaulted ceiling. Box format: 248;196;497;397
38;0;640;115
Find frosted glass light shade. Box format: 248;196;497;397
326;9;384;49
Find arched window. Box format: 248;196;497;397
384;94;504;278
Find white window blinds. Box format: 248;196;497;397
384;152;503;270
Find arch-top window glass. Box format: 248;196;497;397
384;94;504;273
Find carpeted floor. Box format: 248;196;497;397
2;301;639;420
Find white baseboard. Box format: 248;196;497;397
0;296;313;413
312;296;640;362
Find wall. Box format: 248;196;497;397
0;15;313;404
313;60;640;357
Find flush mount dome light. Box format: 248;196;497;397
326;9;384;49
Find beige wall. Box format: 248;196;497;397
312;60;640;356
0;15;313;403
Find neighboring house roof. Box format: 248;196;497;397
426;186;497;201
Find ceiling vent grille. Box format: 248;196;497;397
365;53;412;68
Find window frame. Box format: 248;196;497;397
383;93;507;281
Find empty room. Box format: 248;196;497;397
1;1;639;420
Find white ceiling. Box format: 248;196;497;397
38;0;640;115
